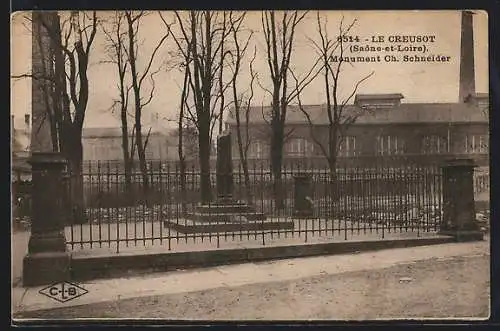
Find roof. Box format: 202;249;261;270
354;93;404;102
227;101;488;126
82;127;167;138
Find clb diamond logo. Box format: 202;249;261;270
39;281;89;303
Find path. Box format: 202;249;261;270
12;239;489;319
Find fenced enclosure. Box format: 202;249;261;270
58;159;446;253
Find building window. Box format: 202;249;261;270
422;135;448;154
249;140;267;159
285;138;314;157
92;144;101;160
110;144;121;160
376;135;405;155
474;173;489;194
359;102;397;109
465;134;488;154
145;147;154;160
338;136;358;157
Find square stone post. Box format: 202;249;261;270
438;158;483;241
23;152;71;286
293;173;314;218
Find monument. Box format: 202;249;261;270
438;158;484;241
293;173;314;218
164;132;295;233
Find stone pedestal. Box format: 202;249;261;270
438;158;484;241
23;152;70;286
165;133;294;233
293;173;314;218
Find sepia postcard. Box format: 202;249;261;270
11;10;490;322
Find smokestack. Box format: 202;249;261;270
459;10;475;103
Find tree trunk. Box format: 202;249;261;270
242;155;252;204
178;68;189;215
120;115;133;203
198;112;212;204
179;155;187;216
270;118;285;209
235;114;252;203
135;122;149;200
328;126;339;202
126;12;149;203
67;136;86;224
178;127;187;216
236;139;252;202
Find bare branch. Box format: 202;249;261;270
286;56;323;103
11;73;55;83
138;32;169;89
142;126;152;151
340;70;375;109
256;75;274;98
290;68;329;159
140;64;162;108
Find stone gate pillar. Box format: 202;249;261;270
23;152;70;286
438;158;483;241
293;173;313;218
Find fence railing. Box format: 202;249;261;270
14;159;491;248
57;159;446;253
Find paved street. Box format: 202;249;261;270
13;240;489;320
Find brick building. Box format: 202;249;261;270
226;93;488;169
11;114;31;182
81;127;178;162
226;11;489;170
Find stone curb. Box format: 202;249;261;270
69;235;455;283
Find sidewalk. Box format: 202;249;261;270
12;226;446;286
12;239;489;315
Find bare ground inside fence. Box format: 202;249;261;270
63;218;439;251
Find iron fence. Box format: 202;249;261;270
58;159;446;253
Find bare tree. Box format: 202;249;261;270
260;10;320;209
294;13;374;179
101;12;135;195
12;11;99;223
217;12;230;136
226;13;256;202
177;66;191;214
123;11;169;196
160;11;231;204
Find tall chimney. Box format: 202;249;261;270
459;10;475;103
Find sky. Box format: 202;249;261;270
10;10;488;130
